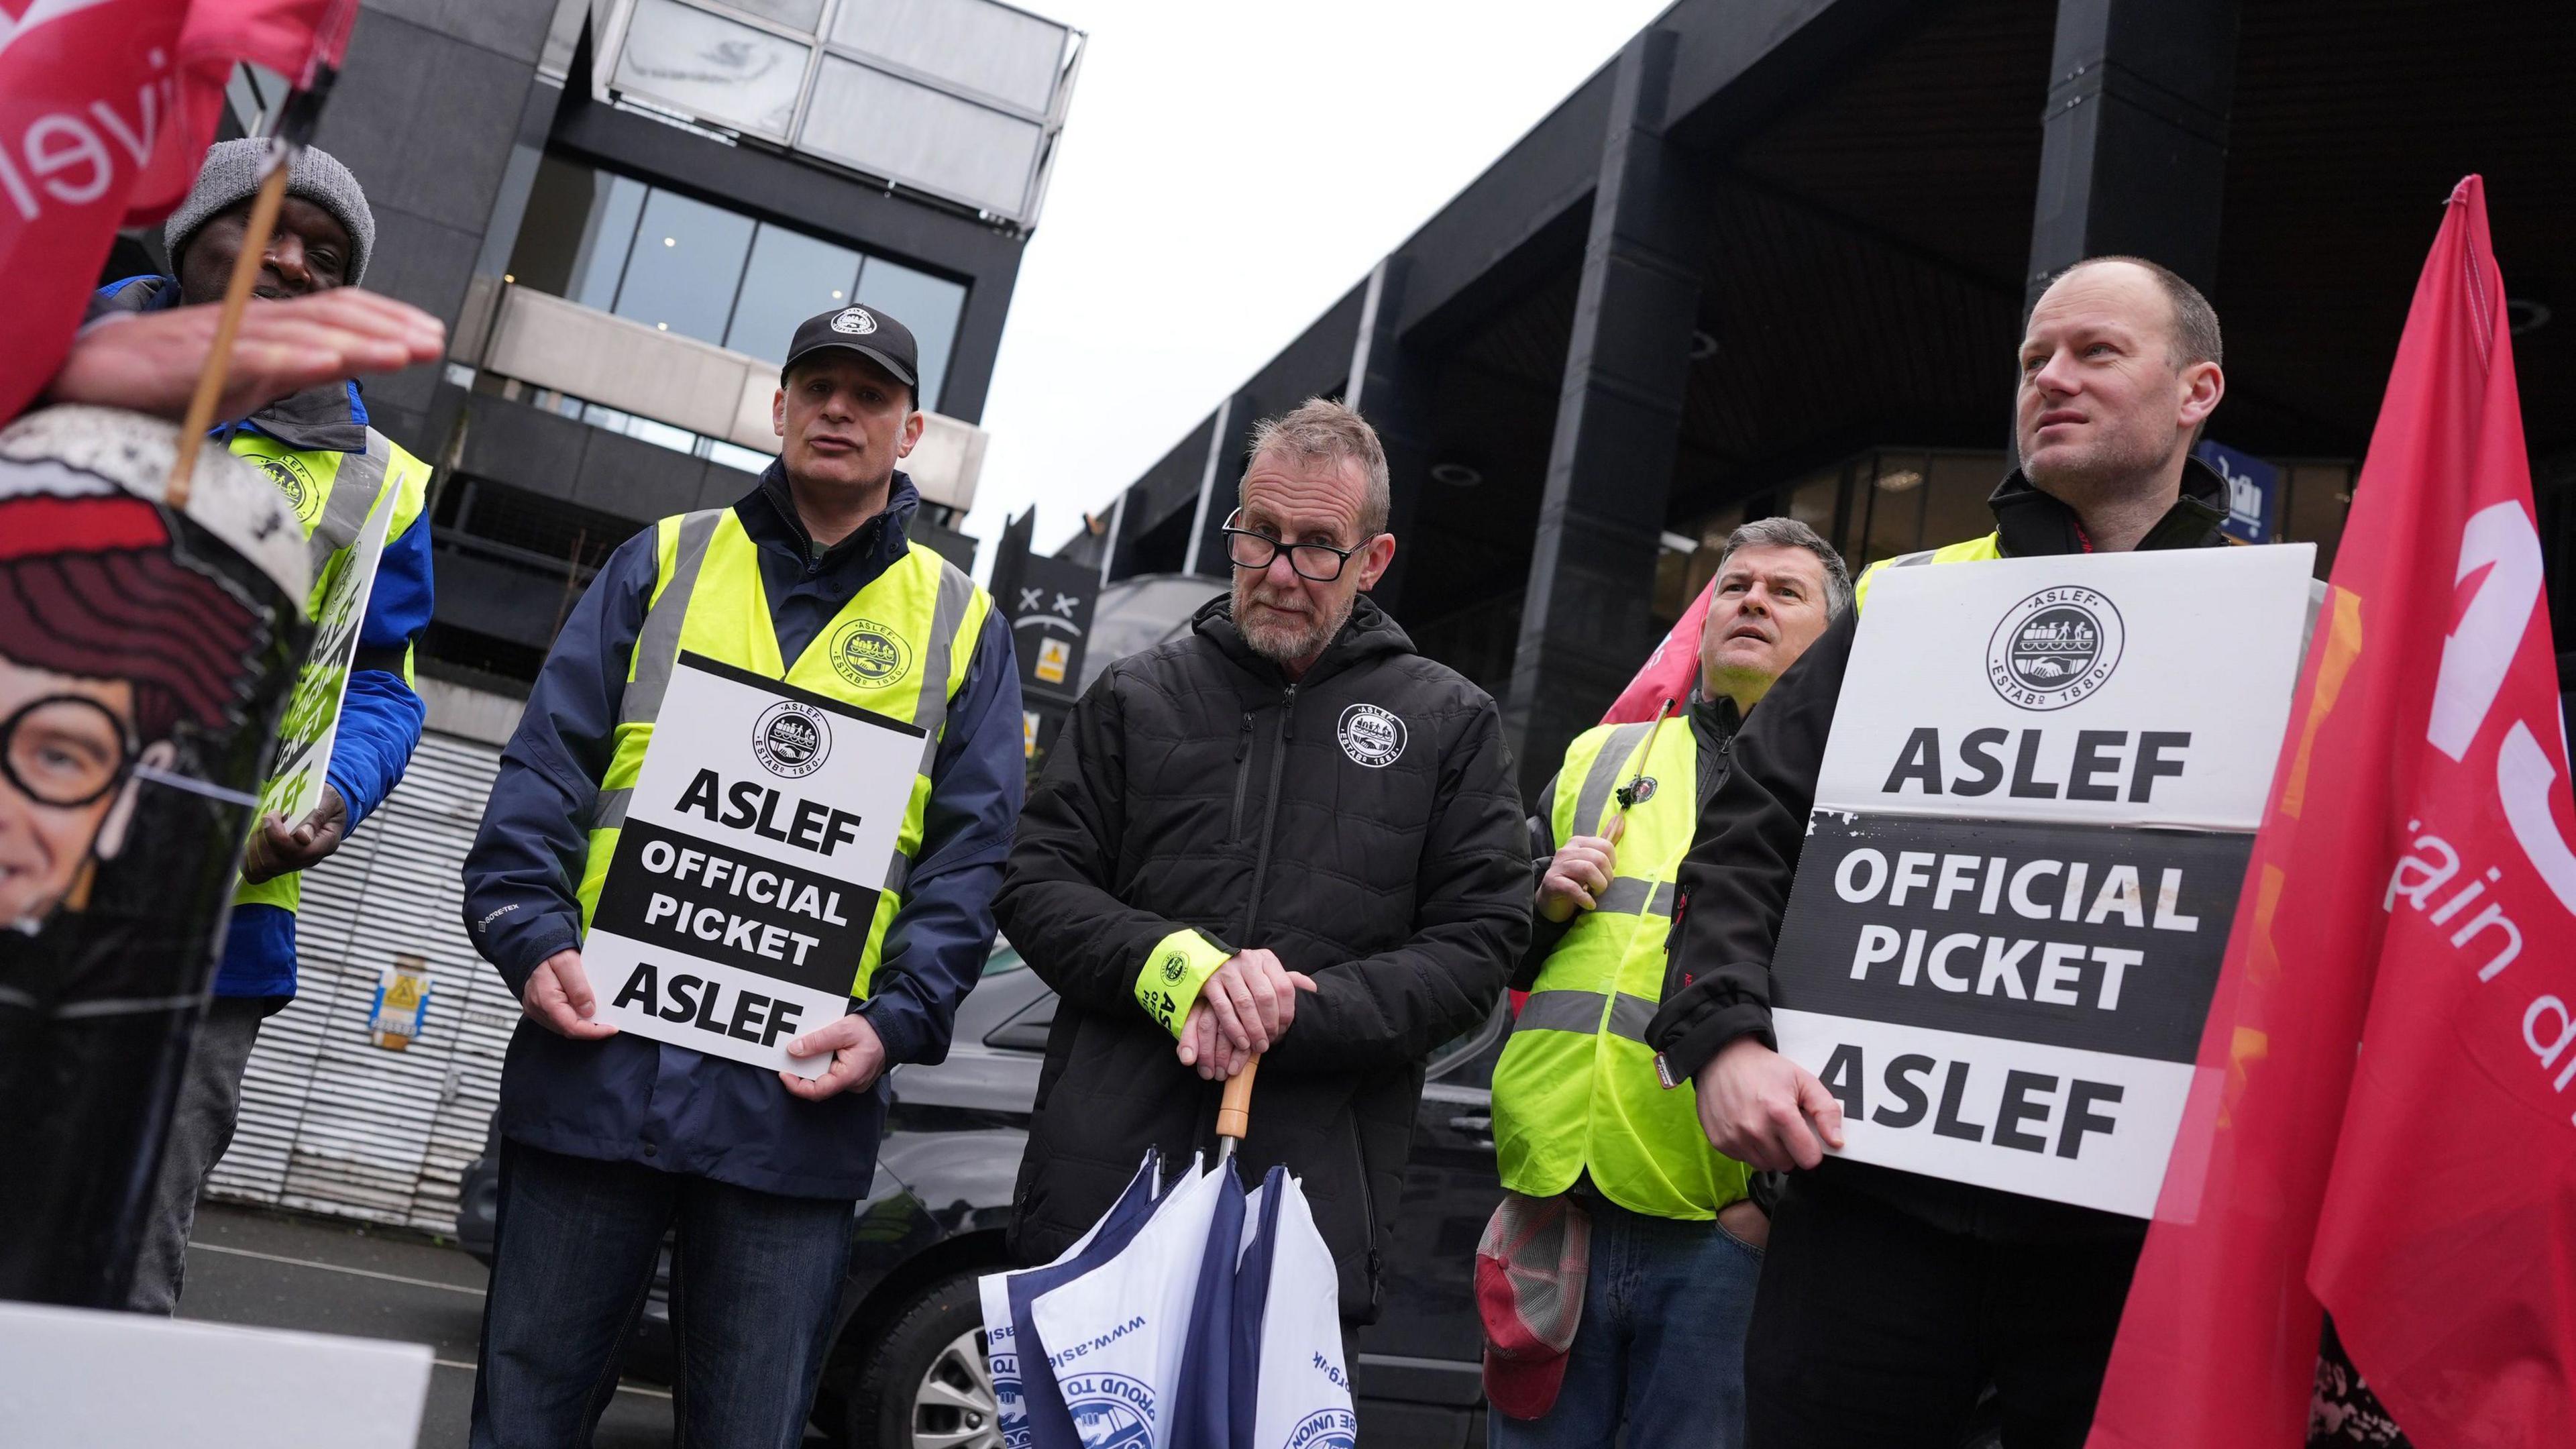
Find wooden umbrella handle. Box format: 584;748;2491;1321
1216;1057;1260;1143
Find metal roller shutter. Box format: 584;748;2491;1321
209;730;523;1236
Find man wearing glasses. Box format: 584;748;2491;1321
1000;398;1531;1348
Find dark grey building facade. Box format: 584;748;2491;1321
1076;0;2576;795
219;0;1079;693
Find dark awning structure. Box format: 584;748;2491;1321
1069;0;2574;792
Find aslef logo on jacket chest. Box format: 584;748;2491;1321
1336;702;1407;768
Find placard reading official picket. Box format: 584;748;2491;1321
586;653;924;1076
1772;545;2314;1216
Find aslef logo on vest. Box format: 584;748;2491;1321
1337;702;1407;768
751;700;832;779
829;307;878;335
1986;586;2125;711
253;453;317;514
828;617;912;690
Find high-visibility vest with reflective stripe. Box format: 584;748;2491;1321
231;427;432;916
1850;531;2004;613
572;507;987;999
1491;714;1751;1220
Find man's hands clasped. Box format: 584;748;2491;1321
1175;948;1318;1080
1694;1034;1846;1172
521;947;885;1101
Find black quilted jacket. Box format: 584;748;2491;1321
996;592;1529;1322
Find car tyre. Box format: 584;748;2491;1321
848;1271;1003;1449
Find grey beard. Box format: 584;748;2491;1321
1236;589;1351;669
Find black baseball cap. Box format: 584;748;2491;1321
782;305;919;400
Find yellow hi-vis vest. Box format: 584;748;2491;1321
572;506;987;998
1850;532;2004;612
1491;713;1752;1220
231;427;432;916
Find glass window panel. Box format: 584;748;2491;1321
612;188;756;346
615;0;810;138
853;254;965;411
708;438;777;474
1861;451;1931;568
718;0;823;29
726;223;863;363
572;172;647;310
1920;452;2004;550
1785;468;1843;555
828;0;1067;114
799;54;1044;217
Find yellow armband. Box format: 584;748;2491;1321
1135;928;1231;1038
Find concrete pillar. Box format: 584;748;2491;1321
1499;28;1708;793
1347;256;1434;618
2027;0;2239;303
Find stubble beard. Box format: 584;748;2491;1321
1234;578;1352;669
2021;415;2176;510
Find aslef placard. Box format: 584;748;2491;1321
256;480;397;827
586;653;924;1076
1770;546;2314;1216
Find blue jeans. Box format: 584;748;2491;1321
1489;1195;1763;1449
469;1141;855;1449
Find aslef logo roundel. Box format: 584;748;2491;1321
829;307;877;335
1986;586;2125;711
750;700;832;779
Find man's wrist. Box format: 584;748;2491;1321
1134;928;1230;1038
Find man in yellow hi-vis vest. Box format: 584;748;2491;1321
460;304;1022;1446
1485;518;1847;1446
88;141;440;1316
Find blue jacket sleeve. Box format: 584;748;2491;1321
859;603;1024;1067
325;509;435;835
460;527;657;994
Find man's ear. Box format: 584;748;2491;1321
772;386;788;439
95;741;176;862
898;408;926;459
2178;360;2225;431
1355;532;1398;591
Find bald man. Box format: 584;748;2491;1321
1647;256;2235;1449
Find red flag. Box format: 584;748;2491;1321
2307;178;2576;1446
1602;574;1713;724
0;0;353;423
2089;176;2576;1448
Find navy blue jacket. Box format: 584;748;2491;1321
460;469;1023;1198
92;275;431;1000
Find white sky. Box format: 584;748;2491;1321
961;0;1674;575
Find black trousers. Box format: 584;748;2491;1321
1744;1169;2143;1449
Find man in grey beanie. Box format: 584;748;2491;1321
91;140;439;1315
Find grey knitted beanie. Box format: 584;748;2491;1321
164;139;376;286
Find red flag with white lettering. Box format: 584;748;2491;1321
1603;574;1713;725
2088;176;2576;1448
0;0;352;423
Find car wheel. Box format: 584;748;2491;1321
849;1272;1003;1449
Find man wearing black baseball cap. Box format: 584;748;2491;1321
460;303;1023;1446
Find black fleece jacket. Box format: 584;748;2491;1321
1646;463;2232;1240
996;592;1529;1320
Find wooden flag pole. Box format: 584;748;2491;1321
164;156;292;511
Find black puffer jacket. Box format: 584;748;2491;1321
998;593;1529;1322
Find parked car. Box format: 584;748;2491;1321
459;940;1511;1447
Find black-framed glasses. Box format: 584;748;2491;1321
1220;515;1376;583
2;696;138;808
